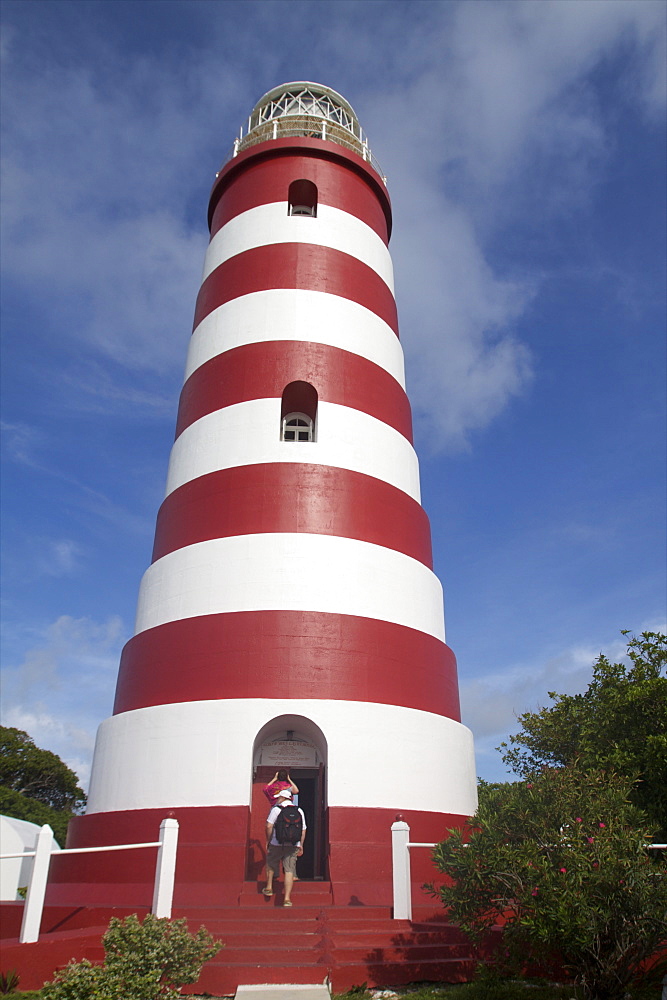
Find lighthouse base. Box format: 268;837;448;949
46;804;464;909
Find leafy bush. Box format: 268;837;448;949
500;631;667;838
41;913;221;999
429;767;667;1000
0;970;20;994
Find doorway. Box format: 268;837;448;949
247;719;328;882
251;765;326;880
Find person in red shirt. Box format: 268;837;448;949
262;769;299;805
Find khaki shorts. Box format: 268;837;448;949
267;843;299;875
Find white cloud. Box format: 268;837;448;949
460;622;666;779
0;417;156;547
2;1;664;451
1;615;126;787
38;540;85;578
461;641;604;741
58;359;177;418
2;706;95;792
350;0;666;449
0;421;44;469
461;640;609;781
0;38;214;375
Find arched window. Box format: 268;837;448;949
281;381;318;442
288;179;317;218
282;413;314;442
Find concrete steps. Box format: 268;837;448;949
235;987;331;1000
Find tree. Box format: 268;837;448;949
0;786;71;845
430;767;667;1000
41;913;222;999
0;727;86;844
500;631;667;836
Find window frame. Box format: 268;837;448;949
281;411;315;443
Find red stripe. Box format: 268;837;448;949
193;245;398;334
328;807;468;885
113;611;461;720
151;464;432;566
209;139;391;243
175;342;412;441
52;806;249;905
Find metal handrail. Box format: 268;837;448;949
226;121;386;185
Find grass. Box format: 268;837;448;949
338;986;572;1000
335;980;663;1000
6;986;662;1000
8;976;664;999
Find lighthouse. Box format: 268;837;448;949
55;82;477;907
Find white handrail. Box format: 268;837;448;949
21;824;54;943
228;124;387;184
153;818;179;918
2;841;162;859
0;818;179;943
391;820;436;920
391;820;411;920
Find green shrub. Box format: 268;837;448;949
0;970;20;994
429;767;667;1000
41;913;221;999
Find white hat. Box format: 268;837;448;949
276;788;293;800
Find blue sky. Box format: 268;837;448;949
1;0;665;789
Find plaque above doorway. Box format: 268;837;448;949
254;730;321;768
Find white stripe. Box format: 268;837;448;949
134;533;445;639
187;289;405;387
203;202;394;292
166;399;420;501
86;699;477;816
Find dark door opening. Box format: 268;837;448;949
249;765;327;881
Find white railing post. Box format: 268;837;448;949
391;817;412;921
152;818;179;918
321;119;327;141
20;824;53;944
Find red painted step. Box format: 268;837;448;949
0;928;107;990
239;880;334;907
0;898;474;994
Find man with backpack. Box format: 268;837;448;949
263;787;306;906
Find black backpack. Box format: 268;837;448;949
274;804;303;845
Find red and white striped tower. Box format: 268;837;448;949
57;83;476;907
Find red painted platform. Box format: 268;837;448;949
0;884;474;994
